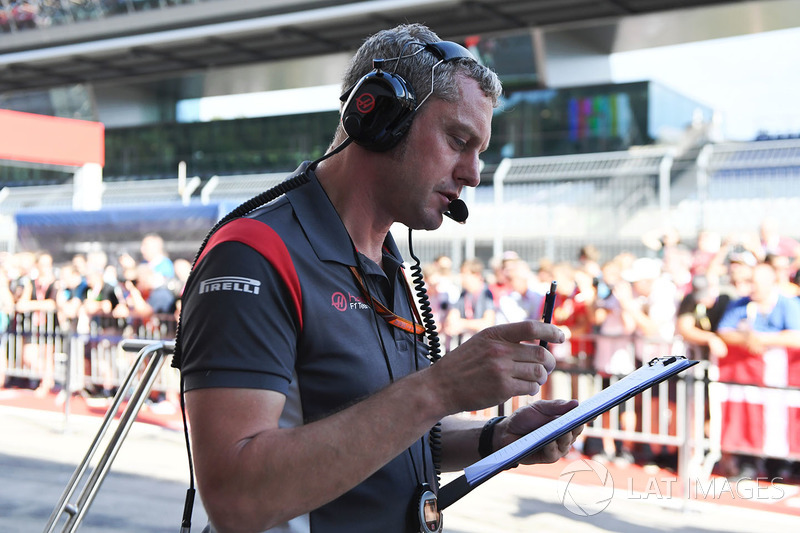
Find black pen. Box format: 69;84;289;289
539;280;557;350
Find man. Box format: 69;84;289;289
443;258;496;348
616;257;678;361
717;262;800;351
676;274;731;362
715;260;800;480
178;24;580;533
140;233;175;280
495;256;544;326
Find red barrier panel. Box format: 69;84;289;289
0;109;104;167
717;344;800;458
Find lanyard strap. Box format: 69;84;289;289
349;265;425;335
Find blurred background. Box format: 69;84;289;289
1;0;799;264
3;1;800;531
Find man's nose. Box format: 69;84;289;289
458;151;482;188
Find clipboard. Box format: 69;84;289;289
438;356;699;509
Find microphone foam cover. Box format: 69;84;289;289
445;199;468;223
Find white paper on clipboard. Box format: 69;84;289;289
438;356;699;509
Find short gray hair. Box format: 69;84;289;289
333;23;502;143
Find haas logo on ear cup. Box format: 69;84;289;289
341;73;415;152
355;93;376;114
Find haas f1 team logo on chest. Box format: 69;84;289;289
331;291;370;312
199;276;261;295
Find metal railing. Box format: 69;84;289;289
473;347;712;502
2;315;795;522
43;339;175;533
1;311;180;429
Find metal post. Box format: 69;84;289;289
43;340;175;533
677;369;691;508
492;158;509;260
696;144;712;231
658;150;674;224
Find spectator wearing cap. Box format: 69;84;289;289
708;233;760;298
726;248;757;300
615;257;679;361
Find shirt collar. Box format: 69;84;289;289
286;162;404;268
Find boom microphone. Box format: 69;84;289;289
444;199;469;224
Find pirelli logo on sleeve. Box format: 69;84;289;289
199;276;261;295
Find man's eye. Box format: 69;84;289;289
451;137;466;150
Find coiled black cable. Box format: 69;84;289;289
407;228;444;484
407;229;443;364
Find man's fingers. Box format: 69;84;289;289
530;398;579;417
434;321;565;414
487;321;566;346
507;341;557;375
555;431;576;451
510;359;550;386
505;399;578;437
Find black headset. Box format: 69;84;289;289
339;40;476;152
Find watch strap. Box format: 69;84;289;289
478;416;506;459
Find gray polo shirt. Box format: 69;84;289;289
180;163;436;532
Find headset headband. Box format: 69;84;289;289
422;41;475;63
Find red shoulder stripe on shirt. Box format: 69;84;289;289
196;218;303;331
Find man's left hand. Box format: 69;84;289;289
495;399;582;464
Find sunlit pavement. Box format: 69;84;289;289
2;390;800;533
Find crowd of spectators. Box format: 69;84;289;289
0;233;188;402
423;216;800;480
0;1;194;33
2;217;800;479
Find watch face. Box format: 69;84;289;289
418;488;442;533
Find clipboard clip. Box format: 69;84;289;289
648;355;682;367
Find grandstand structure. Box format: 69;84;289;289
1;0;800;263
395;137;800;266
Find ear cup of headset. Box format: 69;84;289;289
340;70;416;152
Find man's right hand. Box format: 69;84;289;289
428;320;563;415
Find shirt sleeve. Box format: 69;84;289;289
179;241;300;394
779;295;800;331
717;297;748;332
